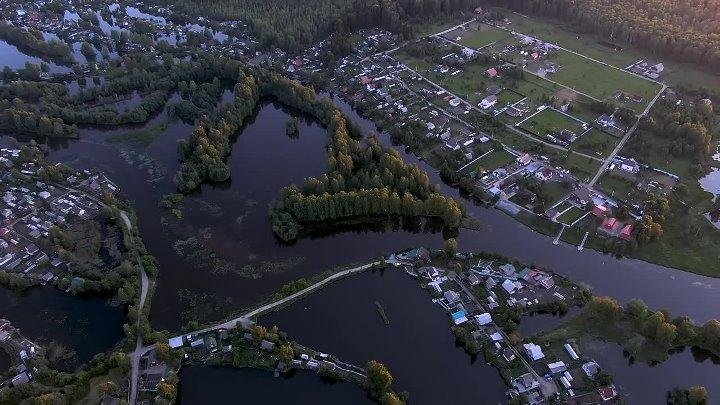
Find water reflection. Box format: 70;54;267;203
583;341;720;403
179;366;374;405
261;269;508;405
0;287;124;365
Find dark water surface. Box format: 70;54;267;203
0;350;11;372
1;86;719;400
0;287;124;363
179;366;374;405
583;342;720;403
260;268;508;405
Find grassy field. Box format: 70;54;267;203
596;172;636;199
536;310;672;364
449;23;510;49
496;89;525;107
504;75;597;122
571;129;618;158
562;152;602;182
473;148;516;173
557;206;587;225
548;50;661;110
499;10;720;94
519;107;585;138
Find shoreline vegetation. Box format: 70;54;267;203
150;248;717;404
404;248;718;402
166;58;463;241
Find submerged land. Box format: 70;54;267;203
0;0;719;404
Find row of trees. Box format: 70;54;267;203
485;0;720;69
169;59;463;239
43;89;170;126
0;21;74;63
270;186;462;239
0;103;78;138
175;69;260;191
587;296;720;356
366;360;406;405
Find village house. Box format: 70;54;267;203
523;343;545;361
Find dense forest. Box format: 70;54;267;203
485;0;720;69
152;0;485;50
635;98;717;169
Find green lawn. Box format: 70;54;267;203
519;107;585;138
571;129;618;158
451;24;510;49
562;152;602;182
501;10;720;94
556;206;587;225
596;173;636;199
473;149;516;173
549;50;661;110
496;89;525;107
542;180;571;203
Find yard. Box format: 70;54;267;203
468;148;516;174
561;152;602;182
541;180;571;204
496;89;525;108
448;23;510;49
596;172;637;200
518;107;585;138
545;50;662;112
556;206;588;226
571;129;619;158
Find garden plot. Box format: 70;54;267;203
444;22;510;49
517;107;587;141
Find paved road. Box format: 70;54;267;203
588;84;667;186
122;211;149;405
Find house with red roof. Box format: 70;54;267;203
535;167;554;182
592;205;608;217
619;223;634;240
517;153;532;166
485;67;498;78
602;217;617;230
598;386;617;401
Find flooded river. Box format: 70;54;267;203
0;55;718;398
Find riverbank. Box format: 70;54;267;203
387;248;719;402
